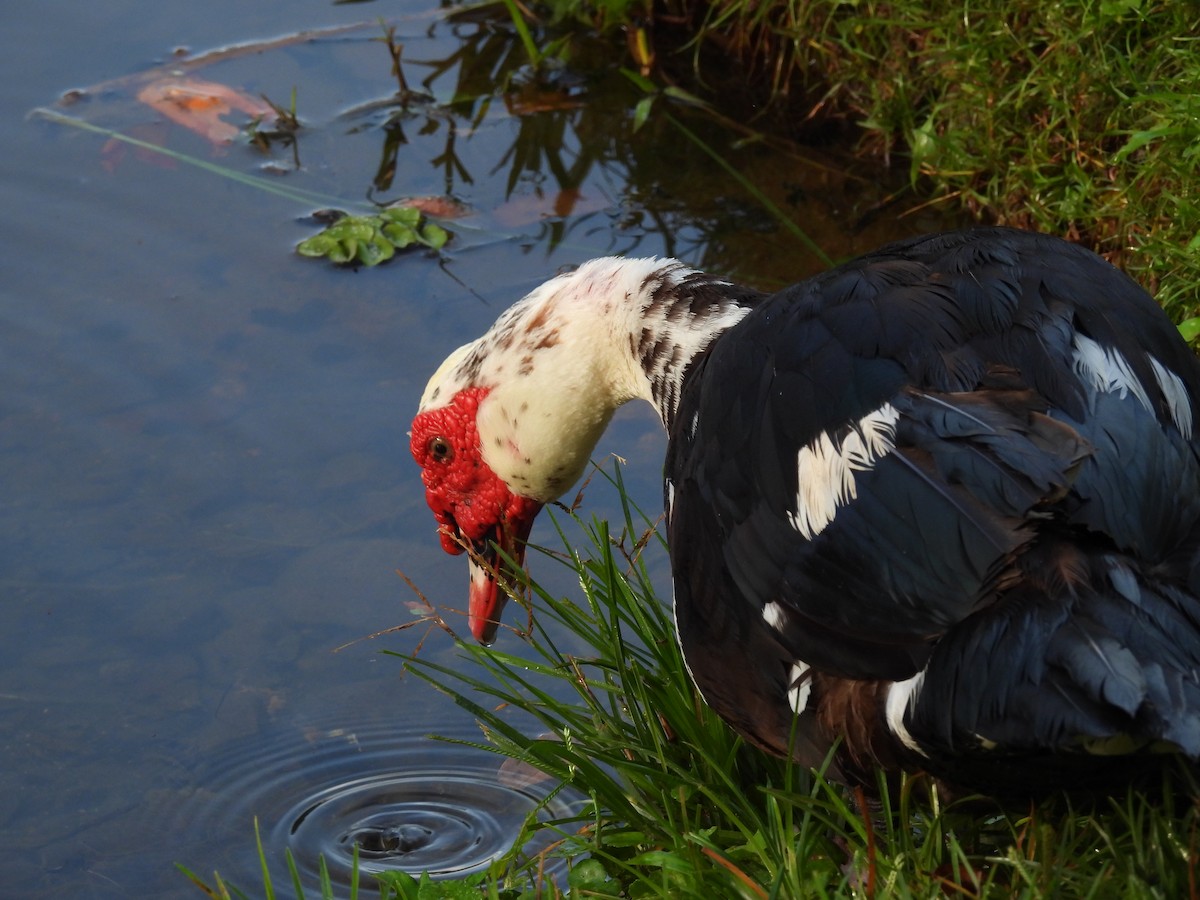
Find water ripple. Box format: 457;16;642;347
176;715;582;891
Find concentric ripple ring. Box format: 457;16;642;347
172;715;583;891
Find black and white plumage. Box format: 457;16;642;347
410;227;1200;793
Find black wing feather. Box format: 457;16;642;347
666;227;1200;768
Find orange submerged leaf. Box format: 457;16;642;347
136;76;276;144
400;196;472;220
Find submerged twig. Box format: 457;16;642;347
52;16;438;103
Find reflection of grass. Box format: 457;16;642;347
35;10;839;271
246;88;302;168
188;461;1200;898
499;0;547;69
664;112;832;267
536;0;1200;324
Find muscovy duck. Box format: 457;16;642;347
410;228;1200;792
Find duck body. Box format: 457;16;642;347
411;227;1200;793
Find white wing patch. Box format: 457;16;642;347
1148;355;1193;437
1072;334;1153;412
788;403;900;540
762;601;788;631
787;661;812;714
885;671;927;756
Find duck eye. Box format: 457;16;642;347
428;436;454;463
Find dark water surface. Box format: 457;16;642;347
1;1;952;895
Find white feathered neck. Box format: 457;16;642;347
419;257;756;501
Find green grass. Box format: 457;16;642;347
798;0;1200;322
190;462;1200;898
398;463;1200;899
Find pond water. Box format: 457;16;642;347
1;1;956;895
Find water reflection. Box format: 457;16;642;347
44;4;901;278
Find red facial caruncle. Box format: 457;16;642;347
410;386;543;644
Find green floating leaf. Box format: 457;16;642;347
421;222;449;250
328;239;356;264
382;206;422;227
381;222;419;249
357;233;395;266
297;205;453;267
296;234;338;257
327;218;377;242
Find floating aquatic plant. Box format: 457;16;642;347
296;206;450;267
